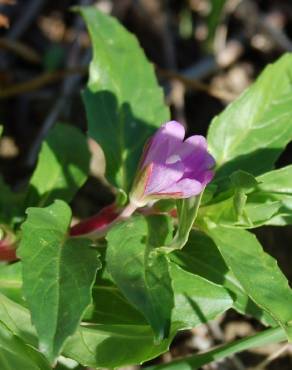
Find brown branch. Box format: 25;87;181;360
0;38;41;63
249;343;290;370
0;67;88;98
157;66;237;101
0;0;16;5
0;64;237;102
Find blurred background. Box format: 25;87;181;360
0;0;292;369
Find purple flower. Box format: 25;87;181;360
130;121;215;206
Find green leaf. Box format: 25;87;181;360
230;170;259;192
205;0;226;50
266;198;292;225
199;179;282;228
252;166;292;225
106;215;174;341
26;123;90;208
18;200;101;362
72;259;231;368
170;262;232;328
243;198;281;226
256;165;292;194
79;6;170;191
63;324;174;369
0;294;168;370
206;225;292;339
0;293;171;369
208;53;292;179
229;171;258;224
171;230;276;326
85;279;147;325
0;262;23;305
209;166;292;227
168;195;202;250
146;326;286;370
146;214;174;247
88;261;232;330
0;321;51;370
0;293;37;347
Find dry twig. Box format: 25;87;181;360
0;67;87;99
0;38;41;63
248;343;290;370
157;66;237;101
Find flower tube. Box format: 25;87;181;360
130;121;215;207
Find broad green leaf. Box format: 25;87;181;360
201;184;218;205
85;280;147;325
208;53;292;179
25;123;90;208
256;165;292;194
0;321;51;370
206;225;292;339
266;198;292;225
199;194;281;228
242;198;281;226
198;170;283;228
253;166;292;225
0;293;37;347
88;262;232;330
146;214;174;247
106;215;174;341
63;324;174;369
230;170;258;192
170;262;232;328
79;6;170;191
0;262;23;305
171;230;275;326
68;260;230;368
0;293;169;369
18;200;101;362
209;166;292;227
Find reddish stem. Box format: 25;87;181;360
70;202;177;238
70;204;120;236
0;203;177;260
0;240;17;262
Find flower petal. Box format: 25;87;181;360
142;121;185;167
179;135;214;167
144;160;184;195
159;178;204;198
176;135;215;183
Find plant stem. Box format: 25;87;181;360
72;202;137;240
146;326;286;370
119;202;137;219
165;193;202;252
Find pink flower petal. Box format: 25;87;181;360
145;160;184;194
142;121;185;167
179;135;215;169
160;178;203;198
